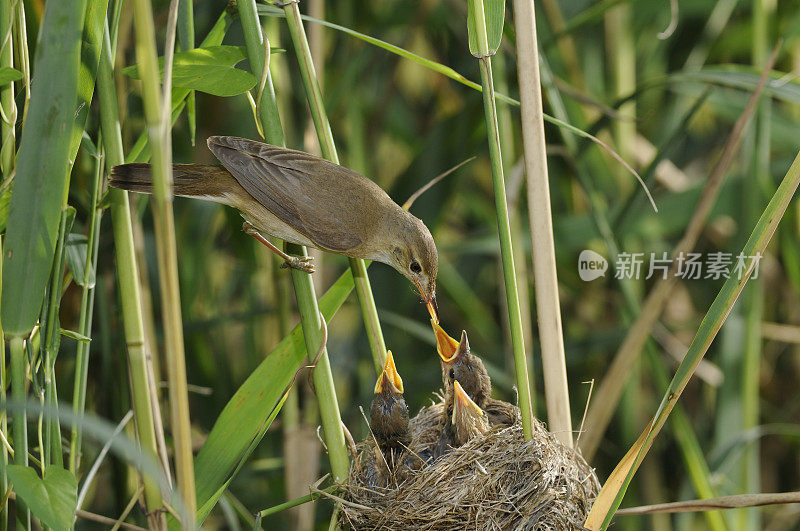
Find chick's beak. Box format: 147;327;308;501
374;350;404;394
452;380;484;424
431;320;460;363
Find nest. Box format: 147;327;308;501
338;398;600;530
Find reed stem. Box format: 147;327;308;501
0;0;14;526
239;0;350;483
514;0;575;446
130;0;196;524
69;138;105;473
97;18;166;527
471;0;536;441
282;1;387;375
9;337;29;528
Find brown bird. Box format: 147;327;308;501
363;351;427;488
432;321;517;429
435;380;490;456
369;350;410;458
109;136;438;302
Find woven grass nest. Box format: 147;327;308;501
338;397;600;530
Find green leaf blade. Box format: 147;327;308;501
189;267;358;526
0;0;88;337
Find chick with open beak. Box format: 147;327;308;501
431;321;517;429
433;323;491;409
370;350;411;457
450;381;491;446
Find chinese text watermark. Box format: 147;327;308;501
578;251;762;281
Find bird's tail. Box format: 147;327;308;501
109;163;235;202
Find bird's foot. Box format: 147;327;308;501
280;255;315;273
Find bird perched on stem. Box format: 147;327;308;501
109;136;438;303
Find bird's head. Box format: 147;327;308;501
374;350;404;396
387;213;438;307
452;380;490;446
431;323;492;406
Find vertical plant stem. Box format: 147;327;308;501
605;3;636;189
509;0;569;443
288;255;351;482
476;55;535;441
97;19;166;528
282;2;387;375
177;0;195;144
70;140;105;473
0;0;14;177
0;0;14;527
130;0;196;524
238;0;350;483
42;207;72;470
0;237;5;531
9;337;28;528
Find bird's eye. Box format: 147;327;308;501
410;259;422;274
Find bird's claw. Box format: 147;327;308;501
281;255;315;273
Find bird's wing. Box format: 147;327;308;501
208;136;371;253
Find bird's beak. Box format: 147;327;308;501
426;292;438;323
414;278;439;322
452;380;484;425
374;350;404;394
432;321;470;364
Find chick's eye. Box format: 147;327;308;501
410;260;422;274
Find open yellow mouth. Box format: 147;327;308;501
374;350;404;394
452;380;483;422
431;320;460;363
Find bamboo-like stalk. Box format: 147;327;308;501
97;19;166;528
41;207;71;469
465;0;536;441
9;337;29;528
0;0;14;527
69;139;105;473
0;236;5;531
282;1;387;375
494;53;536;404
508;0;569;443
130;0;196;524
604;3;636;189
177;0;195;144
237;0;350;483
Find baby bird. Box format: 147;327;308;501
370;350;410;459
432;321;517;429
364;351;427;488
435;380;490;456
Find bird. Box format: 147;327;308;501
109;136;438;303
431;320;517;429
363;350;427;488
435;380;490;456
369;350;410;459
